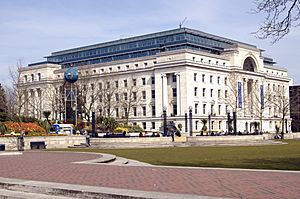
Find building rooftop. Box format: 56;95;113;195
31;28;259;68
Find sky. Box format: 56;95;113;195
1;0;299;86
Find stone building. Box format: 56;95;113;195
290;85;300;132
17;28;291;134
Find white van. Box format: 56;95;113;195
51;124;74;135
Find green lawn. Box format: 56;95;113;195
49;140;300;170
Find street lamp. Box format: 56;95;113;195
91;107;96;138
184;111;188;133
208;112;211;135
163;106;167;136
233;111;237;135
189;106;193;136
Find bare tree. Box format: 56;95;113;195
96;76;119;119
253;0;300;43
265;85;290;138
252;81;269;133
119;76;143;125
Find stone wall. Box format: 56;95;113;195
0;136;86;151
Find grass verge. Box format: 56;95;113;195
48;140;300;170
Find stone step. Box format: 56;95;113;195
0;188;73;199
0;178;206;199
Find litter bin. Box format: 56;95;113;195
17;136;24;151
0;144;5;151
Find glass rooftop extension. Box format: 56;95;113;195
43;28;257;68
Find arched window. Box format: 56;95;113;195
243;57;256;72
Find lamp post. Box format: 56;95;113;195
185;112;188;133
227;112;231;134
208;112;211;135
163;106;167;136
91;108;96;138
189;106;193;136
233;111;237;135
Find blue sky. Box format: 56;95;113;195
1;0;299;85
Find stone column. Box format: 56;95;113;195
175;72;181;116
161;74;168;110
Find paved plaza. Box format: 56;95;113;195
0;151;299;198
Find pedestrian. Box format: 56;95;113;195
171;130;175;142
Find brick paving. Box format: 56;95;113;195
0;151;299;198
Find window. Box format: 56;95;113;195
133;107;137;116
142;77;146;85
151;76;155;84
210;89;213;98
224;77;227;85
195;103;198;114
144;62;148;67
218;89;221;98
202;74;205;83
142;106;146;116
203;88;206;97
142;91;146;99
223;62;226;66
133;92;137;101
225;90;228;98
211;104;214;114
226;105;228;113
153;61;157;64
200;58;203;63
124;108;128;117
124;79;128;87
115;93;119;102
126;65;129;69
219;121;222;130
124;92;128;100
203;104;206;114
24;75;27;82
192;57;195;62
151;90;155;98
172;88;177;97
37;73;41;81
216;61;219;65
217;76;220;84
152;106;156;116
117;66;121;70
142;122;146;130
194;87;198;97
31;74;34;81
106;82;110;89
116;108;119;118
210;75;213;83
218;105;221;115
115;81;119;88
109;67;112;72
194;73;197;81
151;122;155;129
208;60;211;64
173;104;177;116
99;82;102;89
133;78;137;86
172;74;177;82
135;63;138;68
91;83;94;90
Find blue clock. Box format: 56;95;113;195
64;67;78;83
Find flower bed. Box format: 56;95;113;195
3;121;46;135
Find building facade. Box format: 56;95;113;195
18;28;291;134
290;85;300;132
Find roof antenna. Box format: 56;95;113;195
179;17;187;29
